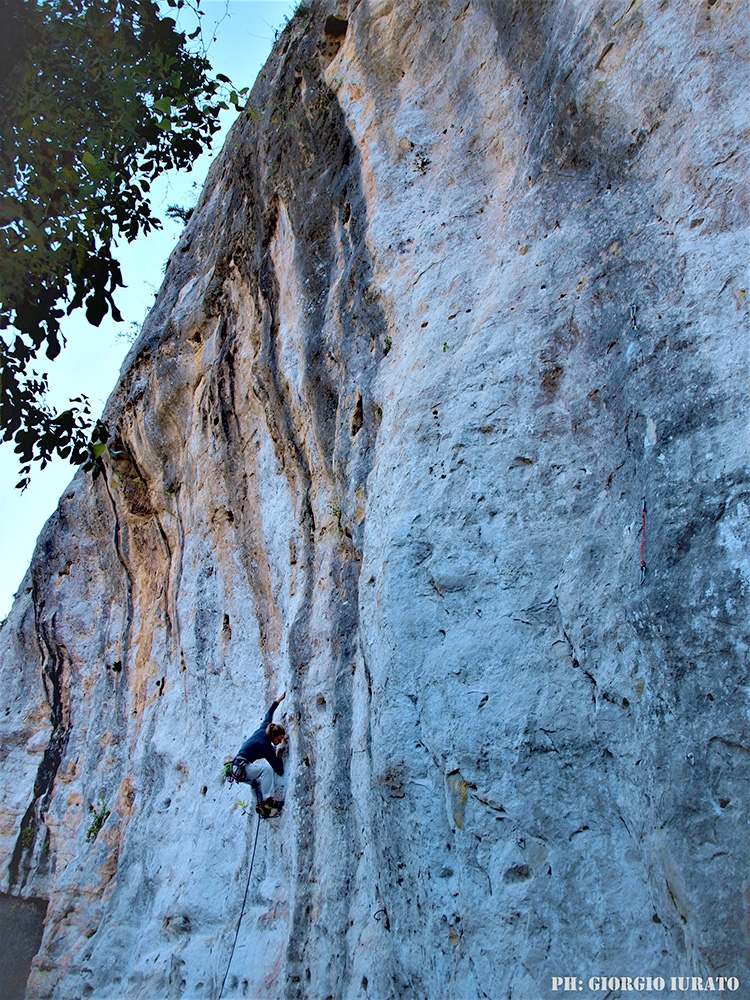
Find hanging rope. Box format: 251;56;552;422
639;496;647;585
218;812;262;1000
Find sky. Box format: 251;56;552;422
0;1;298;620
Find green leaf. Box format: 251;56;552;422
81;151;98;174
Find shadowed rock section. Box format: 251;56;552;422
0;1;748;998
0;893;48;1000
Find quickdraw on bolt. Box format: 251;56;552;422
630;304;639;336
639;496;647;585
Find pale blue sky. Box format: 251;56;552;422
0;1;297;619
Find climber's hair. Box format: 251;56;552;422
266;723;285;740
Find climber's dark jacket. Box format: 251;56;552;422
236;699;284;775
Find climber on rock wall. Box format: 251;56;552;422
224;691;287;818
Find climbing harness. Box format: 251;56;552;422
218;811;262;1000
639;496;647;585
630;304;639;336
223;758;247;786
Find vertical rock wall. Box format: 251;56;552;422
0;2;747;998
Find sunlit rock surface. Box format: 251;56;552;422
1;2;748;998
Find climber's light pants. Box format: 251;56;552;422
243;759;278;800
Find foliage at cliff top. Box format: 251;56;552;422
0;0;240;488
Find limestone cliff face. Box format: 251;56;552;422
1;1;748;998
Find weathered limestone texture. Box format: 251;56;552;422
1;1;748;998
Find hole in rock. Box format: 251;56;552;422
321;15;348;61
503;864;532;883
351;392;364;436
324;14;348;37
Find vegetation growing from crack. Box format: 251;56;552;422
165;203;196;225
412;149;431;174
85;795;110;843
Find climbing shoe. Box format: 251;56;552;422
256;798;283;819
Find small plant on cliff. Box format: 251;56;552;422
412;149;432;174
277;2;311;39
86;795;110;844
20;825;34;849
165;203;195;226
327;501;344;535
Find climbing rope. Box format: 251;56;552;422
218;812;262;1000
639;496;647;585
